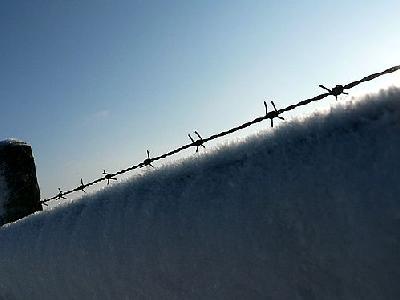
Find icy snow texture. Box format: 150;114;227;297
0;88;400;300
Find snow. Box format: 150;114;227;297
0;88;400;299
0;138;26;148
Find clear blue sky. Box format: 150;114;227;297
1;0;399;200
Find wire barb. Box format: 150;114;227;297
57;188;66;200
142;150;154;168
319;84;348;100
102;170;117;185
76;178;86;193
188;131;206;153
264;100;285;127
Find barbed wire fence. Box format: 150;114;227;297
40;64;400;206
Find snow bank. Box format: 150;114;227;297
0;88;399;299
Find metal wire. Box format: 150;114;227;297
40;64;400;205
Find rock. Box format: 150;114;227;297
0;139;42;226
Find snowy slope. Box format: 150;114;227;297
0;88;400;300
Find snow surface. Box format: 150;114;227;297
0;138;27;148
0;88;400;299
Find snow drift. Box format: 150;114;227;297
1;88;400;300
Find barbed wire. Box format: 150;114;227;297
40;64;400;205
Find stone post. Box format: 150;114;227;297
0;139;42;226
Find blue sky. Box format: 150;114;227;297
1;0;399;200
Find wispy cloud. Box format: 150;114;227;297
84;109;111;124
92;110;110;119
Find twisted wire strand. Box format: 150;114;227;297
40;64;400;205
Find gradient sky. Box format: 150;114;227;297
1;0;399;201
